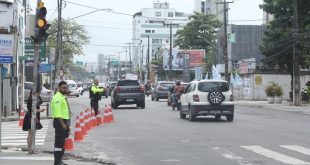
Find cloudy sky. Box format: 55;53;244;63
30;0;264;62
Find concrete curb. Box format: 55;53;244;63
235;102;310;114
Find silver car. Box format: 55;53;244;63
24;82;53;102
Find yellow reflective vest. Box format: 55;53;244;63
51;92;69;119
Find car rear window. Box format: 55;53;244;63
117;80;139;86
159;83;174;87
25;83;33;89
198;82;230;92
68;84;76;88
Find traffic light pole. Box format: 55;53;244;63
31;41;40;152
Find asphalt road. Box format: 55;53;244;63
68;93;310;165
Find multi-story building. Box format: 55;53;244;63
0;0;26;114
98;54;106;75
132;1;189;72
194;0;225;22
216;24;266;73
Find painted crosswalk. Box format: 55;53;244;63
1;120;50;146
214;145;310;165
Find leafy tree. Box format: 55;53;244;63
47;19;90;67
174;12;222;72
259;0;310;91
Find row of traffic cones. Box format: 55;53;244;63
64;105;115;151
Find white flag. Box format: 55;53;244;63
235;73;243;86
212;65;221;80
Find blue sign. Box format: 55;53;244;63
1;67;7;78
0;56;13;63
39;64;52;73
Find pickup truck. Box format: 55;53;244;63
111;80;145;109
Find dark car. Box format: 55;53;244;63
108;81;117;96
111;80;145;109
151;81;175;101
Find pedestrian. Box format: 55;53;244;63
90;79;104;116
22;89;45;154
51;81;70;165
43;79;50;89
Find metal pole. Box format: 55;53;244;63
31;41;40;151
129;44;132;73
147;36;150;81
223;0;229;81
54;0;62;89
293;0;301;105
0;65;2;152
169;22;172;81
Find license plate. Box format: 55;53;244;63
210;110;220;114
127;99;134;102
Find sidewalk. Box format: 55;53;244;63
1;103;52;122
235;100;310;114
0;150;101;165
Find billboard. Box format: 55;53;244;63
163;49;205;70
0;34;14;64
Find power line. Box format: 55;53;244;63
83;25;132;30
63;0;189;21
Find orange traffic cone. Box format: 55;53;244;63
103;106;110;124
96;110;102;126
108;104;115;122
102;105;107;123
85;109;91;131
19;109;25;127
74;116;84;142
64;135;74;151
91;112;97;127
79;111;86;136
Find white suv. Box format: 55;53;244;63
179;80;234;122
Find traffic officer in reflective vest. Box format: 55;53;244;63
90;79;104;116
51;81;70;165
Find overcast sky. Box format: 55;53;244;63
30;0;264;62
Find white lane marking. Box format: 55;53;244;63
2;135;47;139
0;156;53;160
213;147;253;165
160;159;181;162
2;139;45;142
1;143;44;146
280;145;310;156
241;146;310;165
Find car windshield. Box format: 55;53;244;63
117;80;139;86
198;82;230;92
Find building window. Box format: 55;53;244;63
152;39;162;44
168;12;174;17
145;30;151;33
152;30;155;33
155;12;161;17
138;21;140;23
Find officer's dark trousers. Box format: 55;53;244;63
91;99;99;116
53;119;68;165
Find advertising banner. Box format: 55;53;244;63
0;34;14;64
163;49;205;70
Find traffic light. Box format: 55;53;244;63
34;2;50;41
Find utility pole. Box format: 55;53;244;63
169;22;173;81
293;0;301;106
125;43;132;73
218;0;233;81
141;45;144;83
53;0;62;89
147;36;150;80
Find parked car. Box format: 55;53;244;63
111;79;145;109
167;82;189;106
179;80;234;122
151;81;175;101
24;82;53;102
67;83;80;97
